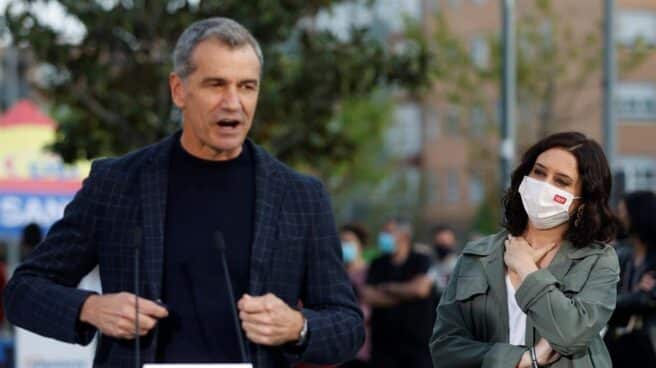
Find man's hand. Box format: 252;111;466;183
380;275;433;300
639;272;656;293
361;285;400;308
79;292;168;339
238;293;304;346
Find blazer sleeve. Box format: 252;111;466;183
291;179;365;365
3;160;105;345
430;258;528;368
514;246;620;356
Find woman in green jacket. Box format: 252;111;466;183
430;132;620;368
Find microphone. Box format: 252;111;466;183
213;230;250;363
132;226;142;368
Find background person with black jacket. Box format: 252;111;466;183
606;190;656;367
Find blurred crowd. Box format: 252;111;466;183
336;189;656;368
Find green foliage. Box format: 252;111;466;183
471;190;503;237
4;0;430;185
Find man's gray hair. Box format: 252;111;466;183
173;17;263;79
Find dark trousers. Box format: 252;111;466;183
370;348;432;368
607;331;656;368
340;359;371;368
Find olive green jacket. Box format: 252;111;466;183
430;230;619;368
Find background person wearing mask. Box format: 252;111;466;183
428;224;459;301
606;190;656;366
340;223;371;368
362;218;434;368
430;132;619;368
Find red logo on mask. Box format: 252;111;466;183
553;194;567;204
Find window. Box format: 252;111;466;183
470;36;489;68
617;10;656;46
470;105;486;136
448;0;461;8
386;102;423;158
446;169;460;203
428;172;440;204
427;107;440;140
618;157;656;191
617;82;656;121
446;107;460;136
471;0;487;5
468;174;484;204
402;167;421;205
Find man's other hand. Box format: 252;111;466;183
238;293;304;346
79;292;168;339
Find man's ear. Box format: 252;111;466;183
170;73;186;109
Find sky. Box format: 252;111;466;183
1;0;86;45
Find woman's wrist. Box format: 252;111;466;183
517;351;532;368
517;263;539;282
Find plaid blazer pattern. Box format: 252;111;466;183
4;134;364;367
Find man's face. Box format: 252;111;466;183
434;230;456;250
170;38;260;160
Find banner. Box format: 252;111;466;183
0;100;90;236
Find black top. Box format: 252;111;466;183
366;251;435;354
156;135;255;362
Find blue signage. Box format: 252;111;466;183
0;193;74;236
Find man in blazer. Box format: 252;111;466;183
4;17;364;367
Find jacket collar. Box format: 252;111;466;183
463;229;610;281
463;230;609;259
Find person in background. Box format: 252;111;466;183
430;131;619;368
428;224;459;301
0;223;41;327
362;218;434;368
340;223;371;368
20;222;42;259
606;190;656;366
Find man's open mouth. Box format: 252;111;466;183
217;119;240;128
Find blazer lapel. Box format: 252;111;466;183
139;134;175;299
248;140;285;296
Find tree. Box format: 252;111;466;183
4;0;430;186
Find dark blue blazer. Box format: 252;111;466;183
4;134;364;367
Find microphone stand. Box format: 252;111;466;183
214;231;250;363
133;227;142;368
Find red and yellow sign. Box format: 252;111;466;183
0;100;90;234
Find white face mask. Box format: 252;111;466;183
518;176;581;230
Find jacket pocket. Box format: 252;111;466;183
455;276;489;301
